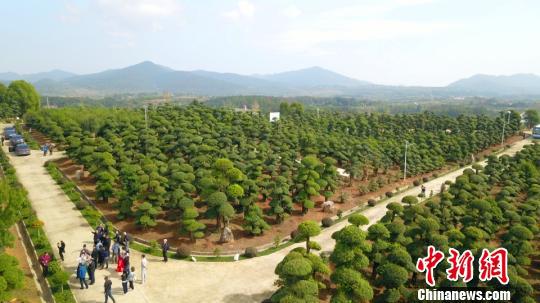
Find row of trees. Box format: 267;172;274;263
273;143;540;303
0;80;40;118
24;104;521;241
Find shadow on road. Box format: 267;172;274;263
222;290;274;303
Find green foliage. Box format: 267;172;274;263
243;204;270;236
0;80;39;118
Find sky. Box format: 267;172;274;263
0;0;539;86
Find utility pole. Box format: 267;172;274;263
501;111;511;147
46;96;50;108
144;105;148;129
403;140;409;180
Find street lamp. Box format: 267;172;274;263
403;140;409;180
501;111;511;147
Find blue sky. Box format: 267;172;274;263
1;0;538;86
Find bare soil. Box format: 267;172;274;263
33;127;523;253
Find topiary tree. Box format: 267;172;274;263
294;156;322;215
402;195;419;206
296;221;321;253
376;263;409;302
348;214;369;227
181;207;206;241
243;204;270;236
271;248;330;303
135;202;159;229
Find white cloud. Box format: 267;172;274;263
97;0;181;18
279;20;454;52
282;5;301;18
223;0;255;20
273;0;451;53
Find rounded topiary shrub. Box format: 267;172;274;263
444;180;452;185
422;176;429;183
368;199;376;207
321;217;334;227
413;180;421;186
385;191;393;198
244;247;258;258
176;246;191;258
76;200;89;210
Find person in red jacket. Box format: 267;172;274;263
39;252;52;277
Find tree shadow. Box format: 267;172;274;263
222;290;273;303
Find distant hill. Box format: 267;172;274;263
448;73;540;95
2;61;540;98
258;66;371;87
0;69;76;82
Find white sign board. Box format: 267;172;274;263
270;112;280;122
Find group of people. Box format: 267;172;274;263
40;142;54;156
37;223;176;303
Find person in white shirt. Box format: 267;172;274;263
141;254;148;284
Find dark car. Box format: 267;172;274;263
3;128;16;139
15;143;31;156
8;135;24;152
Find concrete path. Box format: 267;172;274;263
2;132;532;303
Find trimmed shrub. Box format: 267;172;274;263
368;199;376;207
413;180;421;186
422;176;429;183
176;246;191;258
432;173;439;178
76;200;89;210
385;191;393;198
444;180;452;185
321;217;334;227
337;209;343;219
244;247;258;258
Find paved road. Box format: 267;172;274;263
2;133;532;303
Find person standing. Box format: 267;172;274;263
48;143;54;155
112;241;120;263
161;239;169;262
116;251;125;273
123;251;130;273
41;144;48;156
88;259;96;285
121;271;129;294
122;232;130;252
141;254;148;284
104;276;116;303
39;252;51;277
78;263;89;289
57;241;66;261
1;135;4;146
128;267;136;290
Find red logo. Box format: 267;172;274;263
417;247;509;286
416;245;445;287
446;248;474;283
478;248;509;285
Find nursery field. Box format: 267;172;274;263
23;103;522;252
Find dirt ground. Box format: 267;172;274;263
4;227;43;303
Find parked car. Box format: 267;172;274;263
3;128;16;139
8;135;24;152
15;143;30;156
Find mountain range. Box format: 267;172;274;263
2;61;540;98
